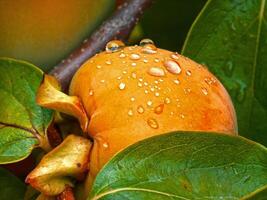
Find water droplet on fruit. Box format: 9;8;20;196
143;59;148;63
186;70;192;76
141;44;157;54
154;104;164;114
170;53;179;60
137;105;145;114
139;38;154;46
131;72;137;79
100;80;105;83
154;58;160;63
119;53;126;58
96;65;102;69
131;62;137;67
148;67;165;77
130;97;135;102
106;40;125;53
173;79;180;85
103;142;109;149
147;100;153;107
105;60;112;65
130;53;140;60
119;82;126;90
128;109;134;116
155;92;160;97
180;114;185;119
164;97;171;104
164;60;181;74
201;87;208;95
89;90;94;96
147;118;159;129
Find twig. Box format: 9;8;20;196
50;0;153;91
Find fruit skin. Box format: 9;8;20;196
0;0;115;71
69;44;238;190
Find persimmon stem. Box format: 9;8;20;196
49;0;153;91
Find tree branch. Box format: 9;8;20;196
50;0;153;91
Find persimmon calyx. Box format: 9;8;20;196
26;135;91;196
37;75;89;132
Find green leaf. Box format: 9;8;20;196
0;58;53;164
182;0;267;145
0;167;26;200
242;185;267;200
90;131;267;200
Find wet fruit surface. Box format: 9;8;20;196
69;41;238;191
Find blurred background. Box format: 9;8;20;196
0;0;207;71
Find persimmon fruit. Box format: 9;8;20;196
31;40;238;197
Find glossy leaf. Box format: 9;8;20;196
182;0;267;145
0;167;26;200
242;185;267;199
90;131;267;200
0;58;53;164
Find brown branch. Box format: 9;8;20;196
50;0;153;91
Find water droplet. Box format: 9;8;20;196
144;90;149;94
164;60;182;74
105;60;112;65
117;76;122;80
139;78;143;82
103;142;109;149
143;59;148;63
100;80;105;83
89;90;94;96
139;38;154;46
119;82;126;90
141;44;157;54
138;82;143;87
164;97;171;104
119;53;126;58
201;87;208;95
96;65;102;69
106;40;125;53
122;70;127;74
154;58;160;63
147;118;159;129
180;114;185;119
236;81;247;103
147;100;153;107
184;88;191;94
223;61;234;77
131;72;137;79
204;77;217;85
171;53;179;60
148;67;165;77
128;109;134;116
173;79;180;85
186;70;192;76
131;62;137;67
130;53;140;60
130;97;135;102
137;105;145;114
231;23;236;31
154;104;164;114
155;92;160;97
